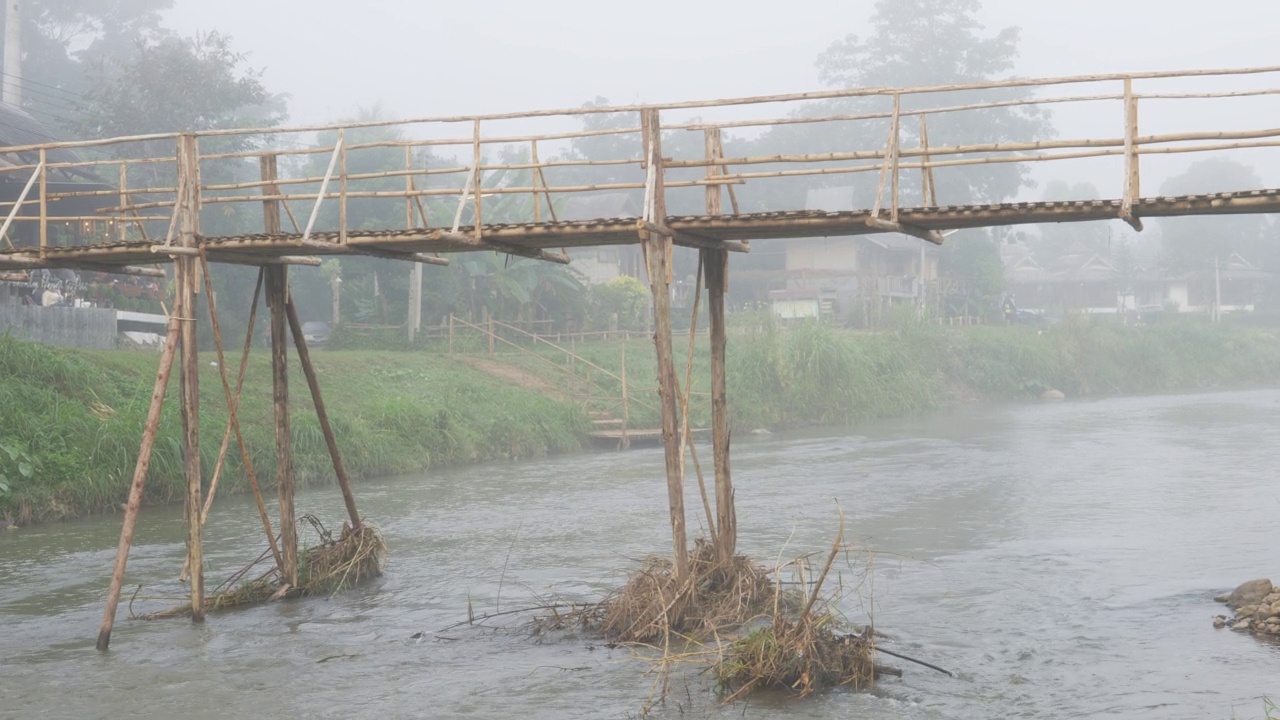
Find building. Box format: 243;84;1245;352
771;186;939;324
0;103;120;249
559;193;645;284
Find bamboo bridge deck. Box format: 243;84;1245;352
3;189;1280;273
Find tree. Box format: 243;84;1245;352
1030;180;1113;263
71;32;284;148
1;0;173;130
751;0;1053;210
1158;158;1269;270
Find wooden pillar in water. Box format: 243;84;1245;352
177;133;205;621
641;107;688;583
261;153;298;586
267;277;298;586
702;129;736;563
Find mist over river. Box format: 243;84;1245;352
2;389;1278;719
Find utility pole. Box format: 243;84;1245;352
407;263;422;342
1214;255;1222;323
3;0;21;107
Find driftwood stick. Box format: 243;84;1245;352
95;315;180;651
874;646;955;677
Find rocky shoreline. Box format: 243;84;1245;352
1212;579;1280;636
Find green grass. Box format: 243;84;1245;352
0;340;587;524
4;315;1279;524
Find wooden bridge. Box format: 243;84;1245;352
5;64;1277;651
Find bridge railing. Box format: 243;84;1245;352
2;64;1280;265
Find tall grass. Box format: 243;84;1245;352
0;338;588;524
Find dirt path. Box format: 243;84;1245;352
456;356;571;402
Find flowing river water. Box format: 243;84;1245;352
2;389;1279;719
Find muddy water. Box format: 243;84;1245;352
2;390;1279;719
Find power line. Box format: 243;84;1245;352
0;71;87;103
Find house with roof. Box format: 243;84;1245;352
558;192;645;284
771;186;939;323
1002;239;1271;316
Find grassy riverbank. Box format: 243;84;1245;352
3;317;1279;524
0;339;587;524
505;316;1280;430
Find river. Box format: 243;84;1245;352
2;389;1278;719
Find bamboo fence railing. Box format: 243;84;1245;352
2;64;1280;267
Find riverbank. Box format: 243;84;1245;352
4;317;1279;524
0;338;587;524
512;317;1280;430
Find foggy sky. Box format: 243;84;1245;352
163;0;1280;193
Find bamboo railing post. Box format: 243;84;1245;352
95;316;181;651
919;114;938;207
266;265;298;587
38;148;46;256
285;293;362;531
1121;78;1143;231
531;140;541;224
472;119;483;239
338;128;348;244
117;164;128;243
890;93;902;221
448;312;455;354
176;133;204;621
641;107;689;584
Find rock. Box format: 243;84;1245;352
1271;602;1280;617
1238;604;1258;618
1232;620;1252;631
1264;592;1280;604
1228;579;1273;607
749;428;772;436
1256;605;1273;622
1041;389;1065;401
1214;593;1232;603
1213;616;1229;629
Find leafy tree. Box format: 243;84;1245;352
1030;180;1113;263
1158;158;1270;270
1;0;173;130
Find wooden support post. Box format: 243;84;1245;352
488;314;495;358
704;248;735;563
641;107;689;583
117;164;128;243
96;316;181;651
448;312;455;355
266;265;298;588
285;293;362;531
702;128;736;562
176;133;204;621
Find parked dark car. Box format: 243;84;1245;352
302;321;332;346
